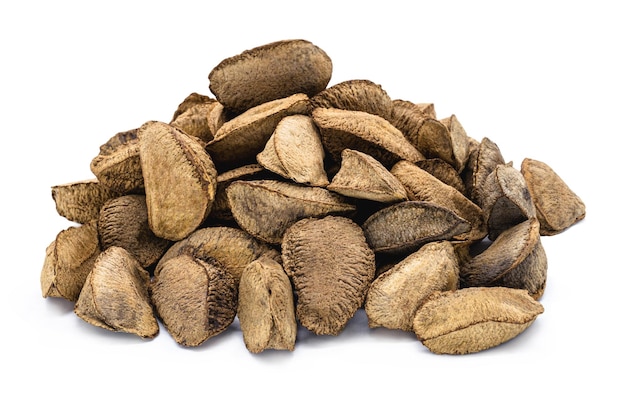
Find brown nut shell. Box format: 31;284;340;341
209;39;332;113
413;287;544;354
238;257;297;353
282;216;375;336
51;179;122;224
310;79;393;120
90;128;144;194
74;246;158;339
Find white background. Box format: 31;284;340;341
1;1;623;415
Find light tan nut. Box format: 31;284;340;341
327;148;408;203
206;93;310;170
413;287;544;354
365;241;459;332
438;114;471;172
74;246;158;339
282;216;375;336
226;179;356;244
209;39;332;113
138;120;217;241
470;137;506;207
238;257;297;353
521;158;586;235
257;114;329;186
40;221;101;302
170;92;218;144
151;254;237;346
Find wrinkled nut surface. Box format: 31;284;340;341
328;149;408;203
461;219;547;299
226;179;356;244
41;221;101;302
282;216;375;336
413;287;544;354
139;120;217;241
257;114;328;186
90;128;144;194
362;200;471;255
365;241;459;332
98;194;170;268
51;179;122;224
209;39;332;113
42;38;585;354
151;254;237;346
74;246;158;339
521;158;586;235
238;257;297;353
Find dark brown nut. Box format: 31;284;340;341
416;158;467;195
327;149;408;203
460;218;547;300
151;254;237;347
413;287;544;354
156;226;281;286
365;241;459;332
521;158;586;235
170;93;219;144
206;93;310;170
470;137;506;207
208;164;269;222
138;120;218;241
90;128;144;194
51;179;122;224
481;164;537;240
257;114;329;187
312;107;424;167
391;160;487;242
310;79;394;120
362;201;471;256
209;39;332;113
282;216;376;336
226;179;356;244
98;195;171;268
74;246;158;339
40;221;101;302
238;257;297;353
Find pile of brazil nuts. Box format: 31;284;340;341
41;39;586;354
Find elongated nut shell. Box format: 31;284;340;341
209;39;332;113
365;241;459;332
139;120;217;241
310;79;394;120
520;158;586;235
74;246;158;339
413;287;544;354
362;201;471;256
327;148;408;203
312;107;424;167
41;221;101;302
238;257;297;353
151;254;237;346
51;179;122;224
282;216;375;336
226;179;356;244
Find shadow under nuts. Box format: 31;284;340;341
41;38;585;354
